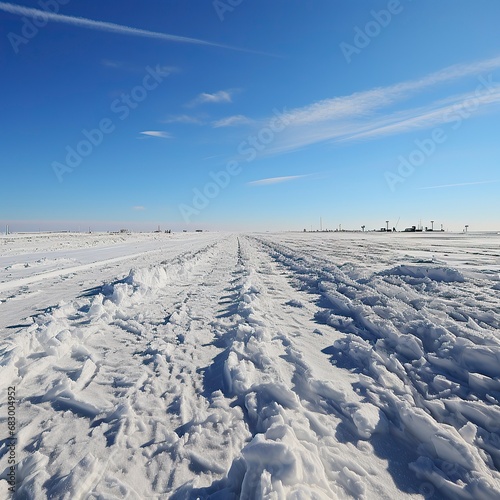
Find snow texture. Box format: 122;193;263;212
1;231;500;499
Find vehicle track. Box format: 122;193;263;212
2;233;499;499
1;236;251;498
250;235;500;499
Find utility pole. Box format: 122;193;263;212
320;217;322;232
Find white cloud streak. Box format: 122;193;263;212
248;175;309;186
187;90;233;107
0;2;261;53
280;57;500;127
254;55;500;157
212;115;252;128
140;131;172;139
418;180;499;190
336;88;500;143
162;114;204;125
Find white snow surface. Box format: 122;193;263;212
1;231;500;499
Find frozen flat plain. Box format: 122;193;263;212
1;231;499;499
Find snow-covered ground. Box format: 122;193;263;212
1;231;499;499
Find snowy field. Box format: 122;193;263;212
1;231;500;499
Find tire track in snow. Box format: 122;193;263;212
180;236;416;499
270;234;500;333
0;233;224;332
0;236;252;498
251;235;500;499
3;233;499;499
0;250;168;294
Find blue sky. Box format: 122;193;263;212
1;0;500;232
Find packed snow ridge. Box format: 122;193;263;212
1;231;500;499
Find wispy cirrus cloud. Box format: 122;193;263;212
132;205;146;210
140;131;172;139
202;154;226;161
162;114;205;125
336;88;500;143
418;180;499;190
0;2;262;54
252;55;500;158
212;115;253;128
248;175;310;186
279;57;500;127
187;90;233;107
